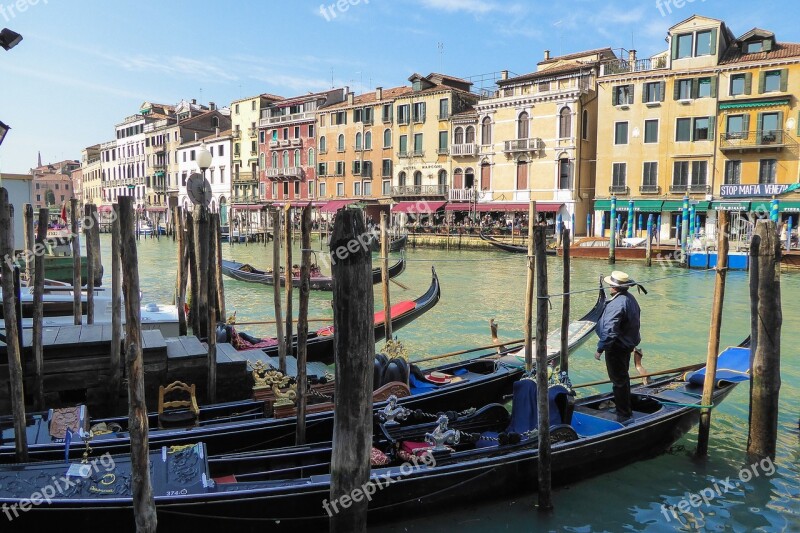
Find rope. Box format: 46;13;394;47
658;400;715;409
534;268;719;299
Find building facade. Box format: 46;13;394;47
176;129;233;224
80;144;102;205
31;160;78;210
230;94;283;204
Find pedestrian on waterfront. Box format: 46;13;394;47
595;271;642;421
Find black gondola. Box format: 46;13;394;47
0;288;606;462
220;256;406;291
369;233;408;253
0;341;749;531
479;231;557;255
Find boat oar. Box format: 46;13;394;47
390;278;409;290
572;362;705;389
411;337;526;365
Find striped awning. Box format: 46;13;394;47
719;98;789;110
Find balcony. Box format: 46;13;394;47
397;151;410;159
391;185;448;197
382;114;393;124
669;184;687;194
360;167;373;179
398;116;410;125
232;130;241;139
639;185;661;194
719;130;797;151
451;143;477;157
280;139;291;147
248;127;258;138
259;111;315;127
269;140;280;148
609;185;630;195
266;167;304;180
412;114;426;124
290;138;303;147
413;149;425;157
436;113;450;121
436;148;449;155
449;188;476;201
600;56;668;76
504;138;544;154
233;171;256;183
153;145;166;154
688;183;711;194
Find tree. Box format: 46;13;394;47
45;189;56;206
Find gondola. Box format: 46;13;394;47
479;231;557;255
0;341;749;530
230;266;441;364
220;256;406;291
369;233;408;253
0;287;606;463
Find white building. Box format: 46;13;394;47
176;129;232;224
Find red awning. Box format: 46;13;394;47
474;202;562;212
97;205;113;213
145;206;168;212
231;204;264;210
392;201;446;214
319;200;354;213
445;203;470;212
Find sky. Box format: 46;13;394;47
0;0;794;173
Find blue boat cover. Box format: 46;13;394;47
409;368;469;395
570;411;624;436
685;347;751;387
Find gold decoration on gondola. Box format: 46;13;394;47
168;444;197;454
249;360;292;390
380;339;408;361
272;384;297;407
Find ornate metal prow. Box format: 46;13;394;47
425;414;460;452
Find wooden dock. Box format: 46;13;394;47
0;324;315;416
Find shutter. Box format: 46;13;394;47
673;80;680;100
744;72;752;94
710;76;718;98
659;81;666;102
671;36;678;60
797;111;800;136
691;78;699;99
628;84;634;104
756;113;764;141
742;114;750;139
642;84;647;103
776;111;784;136
779;69;788;92
709;28;718;55
707;116;715;138
612;87;618;106
758;71;766;94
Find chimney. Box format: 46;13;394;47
628;49;637;65
215;127;220;137
209;101;216;110
501;70;509;80
376;87;383;100
347;92;354;105
191;99;197;105
544;50;551;61
194;132;198;141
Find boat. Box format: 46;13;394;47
557;236;679;261
0;341;749;529
370;233;408;253
137;221;154;236
479;232;557;255
220;256;406;291
0;287;605;462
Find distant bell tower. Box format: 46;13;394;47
37;150;42;167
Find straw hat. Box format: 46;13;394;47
604;271;634;288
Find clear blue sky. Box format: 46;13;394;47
0;0;793;173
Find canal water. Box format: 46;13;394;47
97;234;799;532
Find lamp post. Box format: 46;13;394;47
0;28;22;51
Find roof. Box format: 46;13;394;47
720;41;800;64
737;28;775;41
538;47;615;66
499;61;598;86
427;72;473;86
323;86;412;110
177;129;234;148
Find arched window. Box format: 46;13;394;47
319;136;327;152
294;149;301;167
438;169;447;188
308;148;315;167
399;171;407;187
559;157;572;189
282;151;289;168
581;109;589;140
517;111;529;139
454;127;464;144
466;126;475;144
271;152;278;168
559;107;572;138
453;168;464;189
337;134;345;151
383;129;391;148
211;116;219;128
481;117;492;145
355;132;363;151
413;171;422;186
364;131;372;150
259;152;265;169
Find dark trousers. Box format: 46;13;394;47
605;348;632;418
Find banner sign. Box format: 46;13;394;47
720;184;793;198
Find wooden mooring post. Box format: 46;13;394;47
296;205;312;445
645;214;653;267
523;201;536;371
273;209;286;374
32;208;48;410
609;197;616;265
175;207;188;336
747;220;781;459
118;196;158;531
88;204;103;286
84;204;95;324
285;205;293;356
534;225;553;511
381;212;392;342
193;206;210;338
329;208;374;532
110;204;122;410
185;210;200;335
23;204;34;282
70;198;82;325
697;210;729;457
215;214;225;321
560;227;570;374
0;189;28;462
207;213;219;404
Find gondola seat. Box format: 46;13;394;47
476;380;573;448
158;381;200;429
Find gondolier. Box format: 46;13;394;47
594;271;643;421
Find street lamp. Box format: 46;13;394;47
0;120;9;146
0;28;22;51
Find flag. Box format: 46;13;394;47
60;203;67;225
781;183;800;195
64;428;72;463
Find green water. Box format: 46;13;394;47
98;235;799;532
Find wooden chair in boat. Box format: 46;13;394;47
158;381;200;429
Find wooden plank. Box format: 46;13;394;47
179;336;207;357
54;325;82;345
141;330;167;352
165;338;189;359
42;327;58;346
78;325;104;343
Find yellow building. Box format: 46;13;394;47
231;94;282;203
595;15;800;240
474;49;613;232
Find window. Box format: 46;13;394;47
319;182;326;197
399;135;408;155
481;117;492;145
614;122;628;145
438;131;448;152
353;108;363;123
413;171;422;186
318;162;327;176
644;120;659;143
672;161;689;186
364;132;372;150
259;131;265;143
466;126;475;144
308;148;315;167
759;159;777;184
676;33;693;59
642;162;658;187
413;133;423;155
336;182;344;197
271;152;278;167
354;182;361;196
697;77;712;98
612;163;626;187
383;180;391;195
559;158;571;189
398;171;406;186
612;85;633;105
308;125;314;138
334;111;347;125
294;149;301;167
355;132;363;151
439;98;449;119
283;128;289;140
724;160;741;185
382;104;393;122
381;159;392;178
695;30;713;56
676;79;692;99
691;161;707;186
319;114;326;127
413;102;426;122
538;81;550;92
397;105;410;124
283;151;289;168
726;114;746;138
676;118;692;141
693;117;710;141
294;126;300;138
335;161;345;176
259;153;265;169
209;168;215;184
337;134;345;152
319;136;327;153
352;160;362;175
382;128;391;148
643;81;664;103
763;70;782;93
518;111;529;139
582;109;589;140
235;104;239;114
363;181;372;196
272;130;278;141
219;145;224;156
